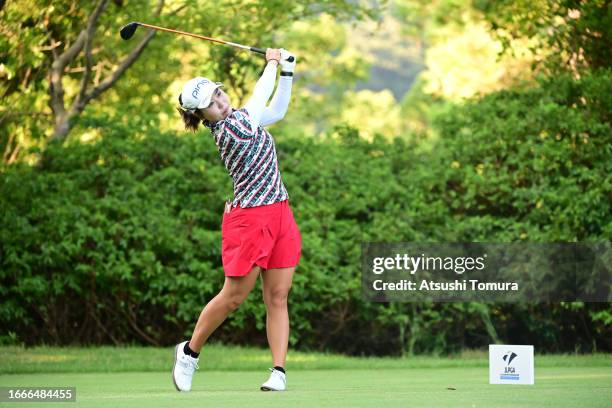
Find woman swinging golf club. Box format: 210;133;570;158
172;48;300;392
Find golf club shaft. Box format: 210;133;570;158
137;22;267;57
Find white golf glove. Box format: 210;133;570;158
279;48;296;73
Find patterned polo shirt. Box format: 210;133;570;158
212;108;289;208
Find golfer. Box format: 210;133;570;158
172;48;300;392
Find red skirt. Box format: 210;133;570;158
221;200;302;277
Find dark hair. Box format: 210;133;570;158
176;106;203;132
177;93;210;132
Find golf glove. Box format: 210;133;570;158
279;48;296;73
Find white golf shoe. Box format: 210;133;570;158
260;367;287;391
172;341;199;392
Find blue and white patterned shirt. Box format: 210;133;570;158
212;108;289;208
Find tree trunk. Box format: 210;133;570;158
52;115;72;142
44;0;165;146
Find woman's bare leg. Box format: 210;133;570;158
261;267;295;367
189;266;262;352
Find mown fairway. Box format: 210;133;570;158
1;367;612;408
1;346;610;407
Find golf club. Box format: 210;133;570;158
120;21;294;62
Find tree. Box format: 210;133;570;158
1;0;173;162
474;0;612;74
0;0;378;164
47;0;168;143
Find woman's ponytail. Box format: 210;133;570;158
176;106;202;132
177;93;204;132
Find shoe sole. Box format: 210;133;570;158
172;343;181;392
260;386;285;391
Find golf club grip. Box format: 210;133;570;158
250;47;295;62
250;47;266;56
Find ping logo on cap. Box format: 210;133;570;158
192;79;211;99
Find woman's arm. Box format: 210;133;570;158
243;55;279;129
260;75;293;127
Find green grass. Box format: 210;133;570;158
1;345;610;373
0;346;610;407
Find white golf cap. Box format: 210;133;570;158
179;77;222;111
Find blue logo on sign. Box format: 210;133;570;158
500;351;519;380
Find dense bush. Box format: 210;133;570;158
1;71;610;354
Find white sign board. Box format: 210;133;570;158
489;344;534;385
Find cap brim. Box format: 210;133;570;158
197;83;223;109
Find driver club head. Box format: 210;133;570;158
120;22;140;40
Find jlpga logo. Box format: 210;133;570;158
500;351;520;381
489;345;534;385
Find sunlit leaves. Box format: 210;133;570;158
1;0;377;163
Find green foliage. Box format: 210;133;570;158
430;69;611;241
0;0;377;162
1;70;610;354
1;114;228;344
475;0;612;74
1;0;176;160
